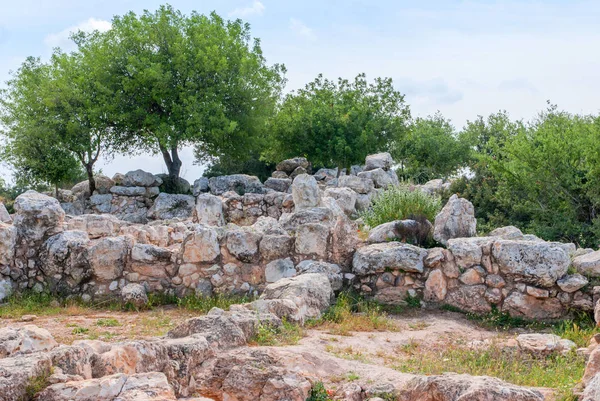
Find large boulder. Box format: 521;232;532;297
66;214;121;239
291;174;320;211
511;333;575;356
433;194;476;245
208;174;265;196
0;202;11;223
71;175;115;198
364;152;394;171
181;226;220;264
265;258;296;283
0;222;17;266
192;177;210;196
353;242;427;275
583;373;600;401
276;157;309;174
147;193;195;220
121;283;148;308
195;193;225;226
338;175;374;194
0;325;58;358
258;273;333;323
358;168;396;188
323;187;357;216
0;353;52;401
87;236;133;282
264;177;292;193
226;230;261;263
573;250;600;277
296;260;342;291
40;231;91;289
13;191;65;242
492;240;570;287
368;219;431;244
122;170;162;187
502;292;564;320
398;373;544;401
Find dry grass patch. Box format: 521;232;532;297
325;345;371;364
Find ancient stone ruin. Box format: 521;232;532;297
1;152;600;400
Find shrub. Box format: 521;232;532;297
360;185;441;228
307;382;332;401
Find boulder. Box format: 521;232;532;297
364;152;394;171
0;202;11;223
313;168;338;181
156;174;191;194
66;214;120;239
13;191;65;242
192;177;210;196
87;236;133;282
503;292;564;320
358;168;395;188
583;373;600;401
445;285;491;313
147;193;195;220
226;230;261;263
272;170;289;179
264;177;292;193
368;219;431;244
40;231;91;287
433;194;476;245
181;226;220;264
338;175;375;194
0;325;58;357
323;187;357;216
0;222;17;266
0;279;12;303
294;223;329;257
208;174;265;196
492;240;570;287
259;235;295;261
296;260;342;291
0;353;52;401
265;258;296;283
195;194;225;226
398;373;544;401
276;157;310;174
258;273;333;323
557;274;588;293
488;226;524;240
424;269;447;301
289;166;307;179
511;333;575;356
71;175;115;198
353;242;427;275
122;169;162;187
89;193;113;213
573;250;600;277
121;283;149;308
291;174;320;211
109;186;147;196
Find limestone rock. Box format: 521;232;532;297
446;237;494;269
271;170;289;179
259;234;294;261
364;152;394;171
264;177;292;193
338;175;375;194
276;157;310;174
40;231;91;287
557;274;588;293
0;325;58;357
109;186;147;196
195;194;225;226
424;269;447;302
71;175;115;198
208;174;265;196
503;292;564;320
294;223;329;257
14;190;65;241
368;219;431;244
0;279;12;303
122;169;162;187
192;177;210;196
353;242;427;275
323;187;357;216
573;250;600;277
583;373;600;401
492;240;570;287
358;168;395;188
445;285;491;313
121;283;148;308
181;226;220;263
66;214;120;239
88;236;133;282
488;226;524;240
265;258;296;283
148;193;195;220
0;353;52;401
296;260;342;291
513;333;575;356
0;202;11;223
226;230;261;263
398;373;544;401
291;174;320;211
433;194;476;245
0;222;17;266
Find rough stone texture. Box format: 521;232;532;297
583;373;600;401
424;269;447;302
208;174;265;196
121;283;148;308
364;152;394;171
294;223;329;257
0;325;58;357
0;222;17;266
264;177;292;193
195;194;225;227
226;231;260;263
40;230;91;290
265;258;296;283
488;226;524;240
88;236;133;282
338;175;374;194
323;187;357;216
445;285;491;313
557;274;588;293
503;292;564;320
291;174;320;211
573;250;600;277
71;175;115;198
512;333;575;356
0;353;53;401
122;170;162;187
147;193;195;220
353;242;427;275
181;226;220;264
192;177;210;196
492;240;570;287
13;190;65;242
433;194;477;245
398;373;544;401
358;168;395;188
276;157;310;174
0;202;11;223
296;260;342;291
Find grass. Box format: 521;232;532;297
325;345;371;363
308;292;399;336
360;185;441;228
307;382;333;401
249;318;305;346
96;318;120;327
25;368;53;399
388;339;584;399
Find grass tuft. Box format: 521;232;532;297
249;318;304;346
307;381;333;401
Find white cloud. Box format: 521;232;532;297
44;18;111;49
290;18;316;40
229;1;265;18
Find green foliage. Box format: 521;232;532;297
265;73;410;172
250;318;304;346
25;369;52;399
306;382;332;401
76;5;285;181
395;113;471;183
96;318;120;327
360;185;442;228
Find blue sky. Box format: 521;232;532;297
1;0;599;181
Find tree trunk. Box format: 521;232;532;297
86;164;96;195
160;145;182;180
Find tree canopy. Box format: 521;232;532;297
264;73;410;172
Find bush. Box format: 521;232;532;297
360;185;441;228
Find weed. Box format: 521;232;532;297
250;318;304;346
325;345;370;363
71;326;89;335
346;371;360;381
25;368;52;399
307;381;332;401
404;294;421;308
96;318;120;327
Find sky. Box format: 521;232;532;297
1;0;599;182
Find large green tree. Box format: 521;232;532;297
265;73;410;173
80;5;285;188
0;50;111;194
395;112;470;183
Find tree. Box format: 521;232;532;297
265;73;410;173
0;52;109;194
79;5;285;189
395;112;470;183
